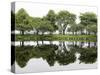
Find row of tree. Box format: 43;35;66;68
16;42;97;68
11;8;97;35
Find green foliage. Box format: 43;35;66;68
14;9;97;68
37;20;54;33
79;47;97;64
57;11;76;24
29;17;55;34
45;10;56;25
86;25;97;34
67;44;97;64
16;34;97;42
68;23;78;34
68;23;85;35
15;41;97;68
79;12;97;35
80;12;97;26
43;10;58;32
56;51;76;65
16;45;58;67
16;46;34;68
15;8;33;31
56;10;76;34
15;44;76;67
15;8;97;35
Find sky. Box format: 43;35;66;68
14;1;97;23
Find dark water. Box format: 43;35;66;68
14;41;97;73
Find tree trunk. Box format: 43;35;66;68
37;41;39;46
80;42;83;48
42;40;44;45
88;31;90;35
21;30;24;47
36;30;39;35
20;41;21;46
22;41;24;47
73;32;74;35
94;42;96;47
21;30;24;35
50;41;52;44
41;32;43;35
63;27;66;35
88;42;90;48
63;29;65;35
63;42;66;51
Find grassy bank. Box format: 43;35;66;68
15;34;97;42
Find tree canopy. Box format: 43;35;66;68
15;8;33;31
56;10;76;34
14;8;97;35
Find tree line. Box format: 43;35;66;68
16;42;97;68
11;8;97;35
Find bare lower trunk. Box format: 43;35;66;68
22;41;24;47
62;30;65;35
37;41;39;46
21;30;24;35
21;30;24;47
88;42;90;48
36;30;39;35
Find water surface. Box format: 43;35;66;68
14;41;97;73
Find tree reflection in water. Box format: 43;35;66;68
79;47;97;64
15;41;97;68
68;42;97;64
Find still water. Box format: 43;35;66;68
14;41;97;73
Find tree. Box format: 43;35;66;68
43;10;58;34
77;24;85;35
86;25;97;35
31;17;54;35
79;47;97;64
31;17;42;34
38;20;54;35
56;10;76;35
16;45;58;67
45;10;56;25
79;12;97;35
15;8;33;46
15;8;33;35
68;23;80;35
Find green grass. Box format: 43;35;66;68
15;34;97;42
